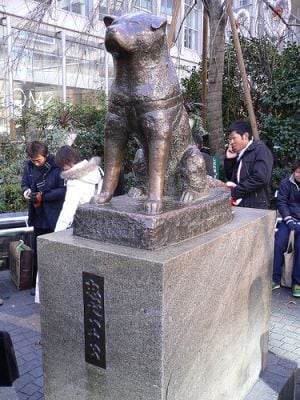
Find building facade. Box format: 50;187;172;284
0;0;204;137
0;0;298;138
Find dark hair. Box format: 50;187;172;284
55;145;81;168
227;120;253;140
26;141;48;158
192;132;203;149
292;160;300;172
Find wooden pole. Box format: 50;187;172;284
167;0;181;49
227;0;259;139
201;6;209;128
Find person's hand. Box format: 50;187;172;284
226;144;237;159
226;181;236;190
226;182;242;206
231;198;242;206
29;192;42;208
23;189;31;200
285;216;300;232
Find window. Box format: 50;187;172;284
11;30;62;115
239;0;252;7
99;0;124;19
65;42;106;104
57;0;88;17
184;0;199;50
0;25;8;135
161;0;174;17
160;0;174;36
131;0;152;13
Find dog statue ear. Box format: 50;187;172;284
151;16;167;30
103;16;115;27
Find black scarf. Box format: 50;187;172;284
31;155;55;194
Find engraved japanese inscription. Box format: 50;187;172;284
83;272;106;369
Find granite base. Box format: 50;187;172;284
38;207;275;400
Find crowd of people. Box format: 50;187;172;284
20;119;299;299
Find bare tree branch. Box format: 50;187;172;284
173;0;197;45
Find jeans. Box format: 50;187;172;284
272;222;300;285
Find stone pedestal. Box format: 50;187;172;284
74;189;232;250
38;207;275;400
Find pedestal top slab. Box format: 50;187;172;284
73;188;232;250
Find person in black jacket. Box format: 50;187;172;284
272;160;300;297
224;120;273;209
21;141;66;293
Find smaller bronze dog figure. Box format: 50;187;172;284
92;13;207;214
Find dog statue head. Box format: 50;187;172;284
104;13;167;57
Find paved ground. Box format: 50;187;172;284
0;270;43;400
270;286;300;398
1;268;300;399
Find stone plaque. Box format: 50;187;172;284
82;272;106;369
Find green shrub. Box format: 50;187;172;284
0;183;27;213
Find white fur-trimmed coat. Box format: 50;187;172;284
55;157;103;232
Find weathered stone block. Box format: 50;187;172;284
74;189;232;250
38;207;275;400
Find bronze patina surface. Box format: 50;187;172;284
91;12;208;215
74;189;232;250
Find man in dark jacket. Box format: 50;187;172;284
272;160;300;297
224;120;273;209
21;141;66;292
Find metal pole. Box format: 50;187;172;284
201;6;208;128
104;50;109;97
61;30;67;103
6;16;16;140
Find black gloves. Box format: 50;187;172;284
285;216;300;233
29;192;42;208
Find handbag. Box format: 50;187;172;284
9;240;33;290
281;231;295;288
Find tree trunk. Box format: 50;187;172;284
206;1;227;159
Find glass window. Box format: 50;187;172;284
160;0;174;36
12;30;62;116
239;0;252;7
184;0;199;50
99;0;125;20
131;0;152;13
0;25;8;136
161;0;174;17
57;0;89;17
65;41;106;104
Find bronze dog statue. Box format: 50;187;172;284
92;12;207;214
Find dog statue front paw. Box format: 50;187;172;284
144;199;162;215
180;190;201;204
90;192;113;205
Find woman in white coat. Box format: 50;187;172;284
35;146;103;303
54;145;103;232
